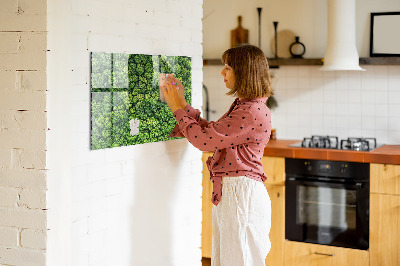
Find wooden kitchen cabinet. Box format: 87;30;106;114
284;241;369;266
370;163;400;195
264;184;285;266
261;156;285;186
370;193;400;266
370;163;400;266
201;154;286;266
262;156;285;266
201;152;213;258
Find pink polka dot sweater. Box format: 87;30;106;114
169;97;271;206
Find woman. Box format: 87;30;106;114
161;44;273;266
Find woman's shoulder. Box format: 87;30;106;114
239;98;269;112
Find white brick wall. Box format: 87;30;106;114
0;0;48;264
47;1;203;266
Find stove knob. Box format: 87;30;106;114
305;162;312;171
340;164;347;174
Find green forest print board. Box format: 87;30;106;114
90;52;192;150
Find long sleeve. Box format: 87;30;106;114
172;104;259;152
169;104;210;138
170;97;271;206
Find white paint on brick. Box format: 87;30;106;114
11;148;22;169
0;187;19;208
20;149;46;170
0;71;16;90
0;33;20;54
0;227;19;247
47;0;203;266
2;110;47;130
0;169;47;190
0;208;46;230
0;3;47;261
0;129;46;150
16;70;47;91
0;12;47;32
0;150;11;169
0;247;45;266
0;91;46;111
19;189;47;210
20;229;46;250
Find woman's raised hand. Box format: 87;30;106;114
160;76;187;113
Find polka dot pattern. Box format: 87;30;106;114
169;97;272;206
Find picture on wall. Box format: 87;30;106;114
90;52;192;150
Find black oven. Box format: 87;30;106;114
285;158;369;250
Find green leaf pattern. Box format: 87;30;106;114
90;52;192;150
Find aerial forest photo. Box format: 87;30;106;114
90;52;192;150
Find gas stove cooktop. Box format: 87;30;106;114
289;135;382;151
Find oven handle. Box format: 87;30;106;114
286;177;364;189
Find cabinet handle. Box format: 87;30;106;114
314;252;335;257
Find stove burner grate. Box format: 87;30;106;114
298;136;378;151
301;135;339;149
340;137;377;151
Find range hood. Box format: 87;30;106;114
320;0;365;71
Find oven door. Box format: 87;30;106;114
285;177;369;250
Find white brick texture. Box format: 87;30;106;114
21;229;46;250
0;169;47;190
46;0;203;265
0;208;46;230
0;187;19;208
0;247;46;266
19;189;47;209
0;227;19;247
0;0;47;264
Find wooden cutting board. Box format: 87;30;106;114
231;16;249;48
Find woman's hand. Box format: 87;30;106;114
173;77;187;108
160;76;187;113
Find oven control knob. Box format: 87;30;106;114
304;161;312;171
340;164;347;174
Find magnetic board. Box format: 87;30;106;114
90;52;191;150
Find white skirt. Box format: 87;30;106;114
212;176;271;266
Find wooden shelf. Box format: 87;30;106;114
203;57;400;67
268;58;322;67
203;58;323;67
359;57;400;65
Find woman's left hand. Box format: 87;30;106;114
160;76;186;113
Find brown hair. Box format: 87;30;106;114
221;44;273;99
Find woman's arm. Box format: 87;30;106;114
162;77;210;137
172;106;258;152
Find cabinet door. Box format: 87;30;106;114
261;156;285;185
284;241;369;266
370;163;400;195
370;193;400;266
264;184;284;266
201;152;213;258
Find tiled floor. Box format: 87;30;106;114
202;257;211;266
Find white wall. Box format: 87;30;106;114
0;0;48;265
203;0;400;145
46;0;203;266
203;0;400;58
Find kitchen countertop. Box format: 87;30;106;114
263;139;400;165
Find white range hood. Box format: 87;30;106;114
320;0;365;71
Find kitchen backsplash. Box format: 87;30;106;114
203;65;400;144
